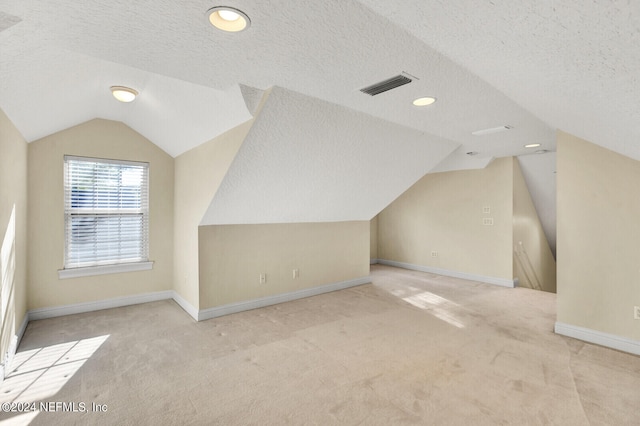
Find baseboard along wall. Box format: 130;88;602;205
554;322;640;357
2;275;372;380
5;275;638;383
376;259;516;288
198;276;370;321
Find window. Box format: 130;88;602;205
61;156;150;277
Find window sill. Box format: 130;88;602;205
58;261;154;279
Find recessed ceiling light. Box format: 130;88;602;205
535;149;549;154
218;9;240;21
412;97;436;107
471;125;513;136
110;86;138;103
524;143;541;148
466;151;479;156
207;6;251;32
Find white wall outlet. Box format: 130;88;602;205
259;273;266;284
483;206;491;214
293;268;299;279
483;218;494;226
634;306;640;320
431;251;438;257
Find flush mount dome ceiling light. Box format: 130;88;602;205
110;86;138;103
207;6;251;32
412;97;437;107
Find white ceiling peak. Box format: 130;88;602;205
239;85;266;117
201;87;459;225
0;44;251;157
3;0;636;236
1;0;554;163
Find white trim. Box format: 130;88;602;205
370;258;379;265
0;335;18;380
1;314;30;381
171;291;199;321
198;276;371;321
4;276;369;379
64;155;148;168
377;259;515;288
16;313;29;344
554;322;640;356
29;290;173;321
58;261;154;279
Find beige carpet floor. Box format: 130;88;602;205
1;265;639;425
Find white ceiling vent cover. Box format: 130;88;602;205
360;74;412;96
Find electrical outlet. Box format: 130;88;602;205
483;218;494;226
259;273;266;284
634;306;640;320
431;251;438;257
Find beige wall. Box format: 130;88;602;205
378;157;514;280
513;159;556;292
370;216;378;260
198;221;369;309
0;109;28;363
27;119;174;309
174;89;271;310
557;131;640;340
173;122;251;309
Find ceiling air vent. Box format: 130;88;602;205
360;74;412;96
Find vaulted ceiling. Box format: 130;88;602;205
2;0;638;246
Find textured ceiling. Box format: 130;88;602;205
0;0;553;160
0;10;20;32
0;38;251;157
201;87;458;224
360;0;640;161
2;0;636;228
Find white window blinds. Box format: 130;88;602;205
63;156;149;269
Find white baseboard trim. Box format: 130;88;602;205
198;276;371;321
370;258;379;265
29;290;174;321
554;322;640;356
4;277;371;379
2;314;32;381
16;313;29;345
377;259;516;288
24;276;371;324
171;291;199;321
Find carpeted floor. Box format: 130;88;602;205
1;265;639;425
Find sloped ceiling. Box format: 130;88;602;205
0;0;553;161
201;87;458;224
518;153;557;256
360;0;640;161
2;0;637;228
0;43;251;157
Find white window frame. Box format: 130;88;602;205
58;155;153;279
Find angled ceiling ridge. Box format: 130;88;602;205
200;86;459;226
194;88;274;227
